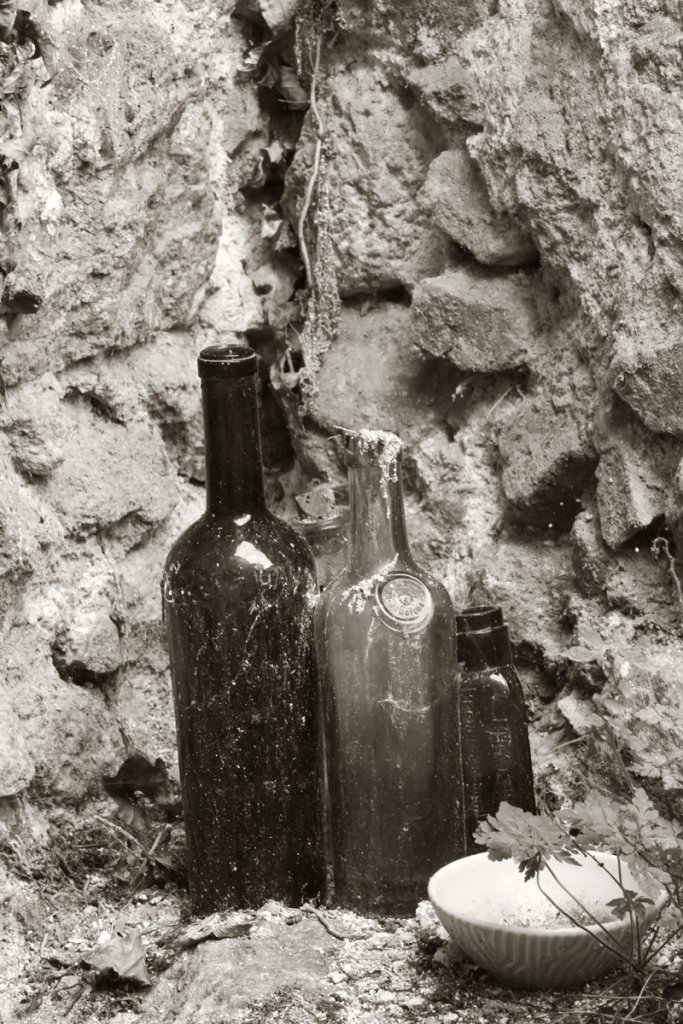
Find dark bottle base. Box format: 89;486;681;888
189;860;325;915
331;889;427;917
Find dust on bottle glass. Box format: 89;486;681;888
162;345;324;913
314;430;467;914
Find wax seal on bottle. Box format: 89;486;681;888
374;573;434;633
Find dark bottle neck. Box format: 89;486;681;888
457;623;513;672
348;455;411;573
202;375;266;517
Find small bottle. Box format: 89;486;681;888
315;430;467;913
162;344;324;913
456;605;536;854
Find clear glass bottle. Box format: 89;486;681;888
314;430;467;913
162;345;324;912
456;604;536;854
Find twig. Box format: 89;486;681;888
129;824;173;892
297;33;324;291
535;873;623;963
652;536;683;625
63;982;87;1016
485;385;513;421
607;724;636;796
617;854;638;983
54;851;78;883
642;920;683;962
93;814;147;853
623;969;657;1022
540;862;622;952
301;902;353;940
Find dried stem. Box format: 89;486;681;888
535;871;623;961
542;860;622;949
297;33;324;291
652;536;683;625
93;814;147;853
302;901;353;940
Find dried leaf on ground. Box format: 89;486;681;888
83;926;151;987
169;911;255;949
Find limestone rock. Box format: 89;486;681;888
665;459;683;556
609;311;683;440
308;301;458;442
406;52;484;128
572;506;678;623
0;455;63;595
305;300;463;525
127;333;203;475
42;394;178;546
53;595;122;684
0;1;254;386
197;212;264;336
594;402;680;548
0;0;15;41
147;915;338;1023
305;301;509;559
571;509;614;600
411;269;538;372
1;623;121;798
283;57;449;295
418;149;537;267
0;701;34;797
455;537;572;661
338;0;490;55
498;397;596;525
233;0;298;34
0;376;65;477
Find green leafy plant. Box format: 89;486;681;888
474;789;683;981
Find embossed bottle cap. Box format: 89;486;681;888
198;344;258;380
373;572;434;633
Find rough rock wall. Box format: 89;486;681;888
2;0;683;812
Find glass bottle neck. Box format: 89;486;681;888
202;376;266;517
457;625;513;671
348;457;411;572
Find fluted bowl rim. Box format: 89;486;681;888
428;850;666;938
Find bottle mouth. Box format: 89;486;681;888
292;508;350;539
455;604;505;634
338;428;403;468
198;344;258;380
457;622;512;669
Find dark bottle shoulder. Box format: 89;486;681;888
164;510;316;581
459;663;524;693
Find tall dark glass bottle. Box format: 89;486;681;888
314;430;467;914
456;605;536;854
162;345;323;913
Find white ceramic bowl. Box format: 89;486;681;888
428;851;665;990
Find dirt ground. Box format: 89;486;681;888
1;798;683;1024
